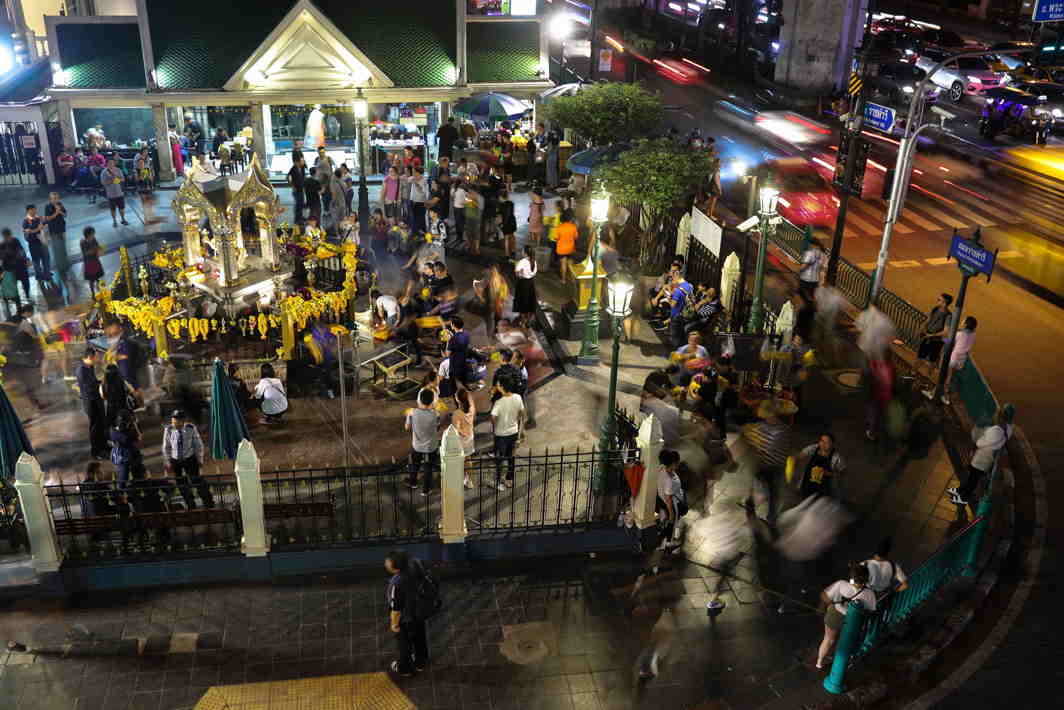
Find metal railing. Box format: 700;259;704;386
44;476;243;562
837;257;872;310
464;446;632;532
685;238;722;293
259;464;434;548
953;357;1000;427
876;286;925;350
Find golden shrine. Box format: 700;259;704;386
172;153;288;300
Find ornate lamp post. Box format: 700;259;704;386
595;276;634;491
352;89;370;231
577;189;611;366
746;186;779;333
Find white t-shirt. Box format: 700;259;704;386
799;247;823;284
656;468;685;504
491;393;525;436
515;257;537;279
253;377;288;416
452;186;467;210
824;580;877;614
864;559;908;594
437;358;451;381
376;295;399;323
675;344;708;360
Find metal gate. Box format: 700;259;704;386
0;122;44;186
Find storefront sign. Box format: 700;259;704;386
948;233;996;278
564;39;591;58
1032;0;1064;22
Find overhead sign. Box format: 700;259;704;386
1032;0;1064;22
863;102;896;133
948;234;997;278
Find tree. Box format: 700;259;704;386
544;82;664;146
600;138;716;268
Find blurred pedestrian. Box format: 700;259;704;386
655;449;687;547
79;461;115;518
816;562;876;669
0;228;31;309
452;388;476;489
500;196;517;260
947;405;1012;508
7;305;45;410
101;362;135;427
109;408;142;489
101;157;128;227
863;355;894;442
742;399;792;521
513;245;538;323
162;410;214;509
554;208;578;285
43;192;69;286
798;238;824;302
253;362;289;425
528;186;544;246
491;376;525;491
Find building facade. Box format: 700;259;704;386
42;0;550;180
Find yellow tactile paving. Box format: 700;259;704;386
192;673;415;710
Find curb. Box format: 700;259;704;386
28;630;222;658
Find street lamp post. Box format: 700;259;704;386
352;89;370;232
577;190;611;366
595;277;634;492
746;186;779;333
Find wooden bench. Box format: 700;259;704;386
54;508;236;536
263;501;335;520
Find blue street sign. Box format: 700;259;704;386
949;234;997;278
1033;0;1064;22
863;102;896;133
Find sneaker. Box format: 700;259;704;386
406;481;418;490
120;219;129;226
946;487;959;499
496;483;507;492
865;430;876;441
420;490;429;498
921;388;935;400
389;660;414;678
941;394;951;405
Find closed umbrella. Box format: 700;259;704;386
453;93;529;123
0;382;33;480
209;358;249;460
566;143;631;176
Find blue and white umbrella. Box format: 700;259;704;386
452;93;529;123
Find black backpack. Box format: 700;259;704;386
412;560;442;620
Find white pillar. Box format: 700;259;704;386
56;99;76;153
633;415;663;530
676;210;692;261
13;453;62;573
776;300;795;343
33;107;54;185
439;426;467;543
260;104;275;160
234;439;269;557
152;103;175;181
249;102;268;169
720;251;741;315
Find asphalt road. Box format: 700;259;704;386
639;64;1063;707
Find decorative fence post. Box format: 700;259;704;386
720;252;741;329
633;415;663;535
440;426;468;543
775;301;794;343
13;453;62;573
823;601;867;694
234;439;269;557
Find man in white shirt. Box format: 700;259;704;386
864;537;909;596
451;183;468;246
799;240;824;302
491;377;525;491
371;288;400;328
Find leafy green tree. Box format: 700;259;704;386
600;138;716;267
544;82;664;146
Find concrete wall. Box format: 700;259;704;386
773;0;868;94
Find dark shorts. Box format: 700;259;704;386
917;336;944;363
108;196;126;210
824;605;845;631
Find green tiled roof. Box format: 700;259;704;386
467;21;540;84
56;22;145;89
147;0;457;90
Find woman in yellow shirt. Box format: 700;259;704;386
554;208;578;285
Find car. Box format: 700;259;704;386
915;48;1004;102
987;41;1035;71
1005;64;1064;86
1010;81;1064;120
919;28;969;50
762;158;838;229
871;15;921;35
869;62;941;106
867;30;924;63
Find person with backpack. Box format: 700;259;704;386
864;537;908;598
385;549;437;677
816;562;876;669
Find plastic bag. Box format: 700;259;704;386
722;335;736;359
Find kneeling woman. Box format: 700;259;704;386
254;363;289;424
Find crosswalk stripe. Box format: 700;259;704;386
940;199;996;228
904;201;967;229
889;260;922;268
848;200;907;234
997;250;1023;258
925;257;951;266
841;209;882;235
857;262;877;270
942;185;1021;226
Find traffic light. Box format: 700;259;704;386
832;128;870;197
850;138;870;197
